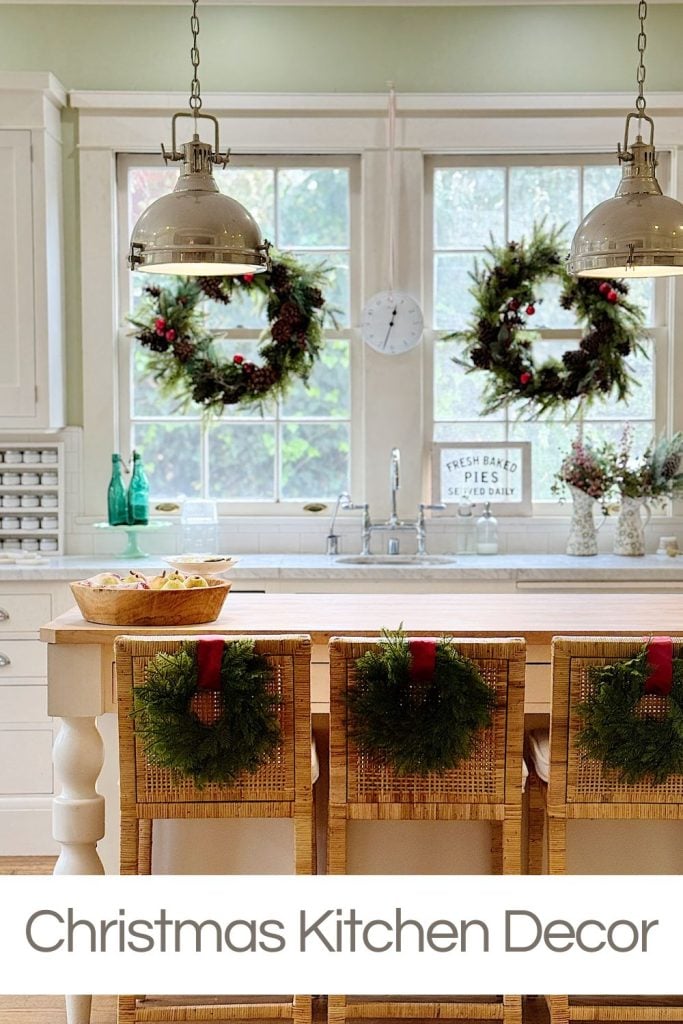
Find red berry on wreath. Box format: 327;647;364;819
525;305;535;316
242;273;255;284
599;282;611;297
243;362;255;374
607;289;619;304
233;354;244;365
155;317;166;332
519;371;532;385
508;298;520;311
165;329;176;342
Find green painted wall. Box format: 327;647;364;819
1;3;682;423
1;4;682;93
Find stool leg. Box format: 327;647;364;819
547;816;567;875
294;801;314;875
327;811;348;874
328;995;347;1024
490;822;503;874
527;776;545;875
117;995;137;1023
502;809;522;874
503;994;523;1024
547;995;570;1024
294;994;313;1024
120;814;139;876
137;819;152;876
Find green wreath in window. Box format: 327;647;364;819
129;252;333;413
449;224;646;418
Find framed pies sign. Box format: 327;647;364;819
432;441;532;516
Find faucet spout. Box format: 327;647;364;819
389;447;401;525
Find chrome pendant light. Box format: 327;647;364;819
568;1;683;278
129;0;270;276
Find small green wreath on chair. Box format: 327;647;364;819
347;629;495;776
133;638;281;788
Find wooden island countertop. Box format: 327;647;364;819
41;590;683;647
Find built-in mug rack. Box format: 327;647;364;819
0;442;64;555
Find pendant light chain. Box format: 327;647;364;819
189;0;202;129
635;0;647;115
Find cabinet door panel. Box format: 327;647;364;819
0;729;52;794
0;130;35;419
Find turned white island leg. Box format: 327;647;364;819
47;644;109;1024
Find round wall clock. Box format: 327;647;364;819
360;290;424;356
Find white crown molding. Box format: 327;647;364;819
69;89;683;117
0;71;66;107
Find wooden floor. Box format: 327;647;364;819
0;860;549;1024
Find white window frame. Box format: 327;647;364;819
116;152;361;513
424;151;670;512
73;90;683;525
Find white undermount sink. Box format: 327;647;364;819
335;554;457;565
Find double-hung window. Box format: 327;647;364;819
118;154;359;507
427;154;665;504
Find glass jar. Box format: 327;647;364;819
21;472;40;487
20;494;40;508
455;498;477;555
476;502;499;555
40;449;58;464
23;450;40;465
20;515;40;531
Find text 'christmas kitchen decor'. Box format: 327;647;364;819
129;252;334;413
576;638;683;784
347;629;495;776
133;638;281;787
450;224;646;417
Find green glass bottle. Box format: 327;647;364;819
127;450;150;526
107;454;128;526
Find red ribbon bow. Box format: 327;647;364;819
644;636;674;696
196;636;226;691
409;639;437;683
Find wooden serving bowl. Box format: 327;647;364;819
70;578;232;626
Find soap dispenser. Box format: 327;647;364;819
476;502;498;555
455;498;477;554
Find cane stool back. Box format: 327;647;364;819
535;638;683;1024
115;634;314;1024
326;636;526;1024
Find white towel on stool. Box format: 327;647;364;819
528;729;550;783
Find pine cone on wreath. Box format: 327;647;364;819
269;263;291;293
616;341;632;356
197;277;231;304
271;319;293;344
580;333;602;357
562;349;589;370
250;366;279;392
470;346;492;369
172;339;196;363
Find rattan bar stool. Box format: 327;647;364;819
327;636;527;1024
115;634;315;1024
529;636;683;1024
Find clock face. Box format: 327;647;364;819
360;291;424;355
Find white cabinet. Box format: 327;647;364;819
0;580;71;854
0;73;65;430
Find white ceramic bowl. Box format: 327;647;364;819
164;554;238;577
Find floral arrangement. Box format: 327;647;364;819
610;428;683;501
553;438;614;503
554;430;683;505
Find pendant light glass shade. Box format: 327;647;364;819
129;131;269;276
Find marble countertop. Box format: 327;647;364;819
2;552;683;582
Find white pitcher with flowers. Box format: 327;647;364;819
611;430;683;556
553;438;612;556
